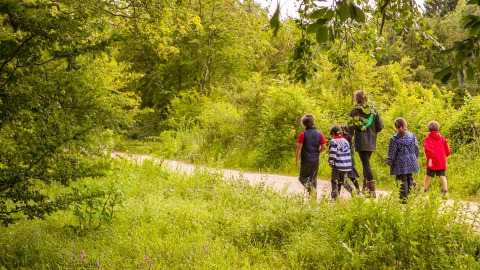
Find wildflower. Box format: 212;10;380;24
80;250;86;262
144;254;153;268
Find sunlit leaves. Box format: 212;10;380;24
0;0;138;225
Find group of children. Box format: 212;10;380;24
296;113;451;202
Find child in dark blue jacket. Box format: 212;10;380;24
386;117;419;203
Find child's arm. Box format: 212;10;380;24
386;137;398;166
328;142;336;167
424;137;434;157
444;138;451;157
414;135;419;158
296;143;302;168
320;143;327;154
319;133;327;154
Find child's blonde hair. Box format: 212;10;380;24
427;121;440;131
301;114;315;127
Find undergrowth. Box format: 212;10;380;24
0;158;479;269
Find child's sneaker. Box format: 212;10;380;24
442;190;449;200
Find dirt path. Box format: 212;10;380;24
111;152;479;215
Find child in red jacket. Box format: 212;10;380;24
423;121;451;199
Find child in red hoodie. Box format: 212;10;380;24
423;121;451;199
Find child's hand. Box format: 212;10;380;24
428;159;433;167
386;164;390;168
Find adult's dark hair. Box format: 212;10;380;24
341;125;352;144
394;117;407;137
301;114;315;127
355;90;368;104
330;125;342;136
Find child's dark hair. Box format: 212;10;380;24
301;114;315;127
340;125;352;144
394;117;408;137
330;125;343;136
427;121;440;131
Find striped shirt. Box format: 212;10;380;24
328;136;352;172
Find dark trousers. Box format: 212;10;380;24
358;151;374;181
331;169;353;199
299;161;319;192
397;174;414;200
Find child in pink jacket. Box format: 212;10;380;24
423;121;451;199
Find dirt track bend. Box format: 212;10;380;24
111;152;479;227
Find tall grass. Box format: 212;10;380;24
1;158;479;269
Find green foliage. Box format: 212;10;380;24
0;160;479;268
197;101;242;145
446;94;480;148
0;0;138;225
70;182;123;234
255;85;316;168
424;0;460;18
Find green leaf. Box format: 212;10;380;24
451;78;459;88
325;9;334;20
440;48;455;54
467;65;474;81
349;3;356;20
462;15;478;28
337;3;350;22
354;6;365;23
454;51;466;63
307;22;323;34
316;27;329;44
476;57;480;71
470;21;480;36
270;5;280;36
453;42;465;50
434;66;452;80
309;7;329;19
441;72;454;84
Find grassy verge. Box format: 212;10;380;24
1;158;479;269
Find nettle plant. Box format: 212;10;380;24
70;182;123;233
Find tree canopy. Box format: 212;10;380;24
269;0;480;88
